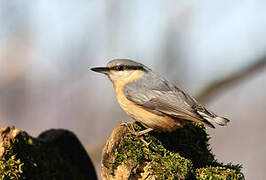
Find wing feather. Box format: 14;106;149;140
123;79;214;128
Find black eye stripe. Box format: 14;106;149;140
126;66;144;70
110;65;145;71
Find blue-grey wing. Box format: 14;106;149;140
123;72;204;122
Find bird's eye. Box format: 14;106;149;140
117;65;124;71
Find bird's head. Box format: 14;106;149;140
91;59;148;83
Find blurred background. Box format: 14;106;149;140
1;0;266;179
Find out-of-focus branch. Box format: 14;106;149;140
197;57;266;103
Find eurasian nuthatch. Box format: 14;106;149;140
91;59;229;134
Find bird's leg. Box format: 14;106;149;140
120;122;136;134
120;122;153;136
120;122;153;145
130;126;154;145
136;128;153;136
135;128;154;146
127;124;153;137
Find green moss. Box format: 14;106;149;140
112;122;244;179
196;166;245;180
0;129;97;180
0;132;57;179
0;155;23;180
112;125;193;179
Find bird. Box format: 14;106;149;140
91;59;229;135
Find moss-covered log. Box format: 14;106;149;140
101;122;244;180
0;126;97;180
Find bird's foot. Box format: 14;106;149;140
120;123;153;145
121;123;153;136
121;122;138;135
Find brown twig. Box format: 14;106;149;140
197;56;266;103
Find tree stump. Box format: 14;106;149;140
101;122;244;180
0;126;97;180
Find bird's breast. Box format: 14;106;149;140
112;71;179;132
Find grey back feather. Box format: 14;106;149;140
123;70;206;122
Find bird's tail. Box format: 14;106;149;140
184;94;230;128
196;110;230;128
212;116;230;126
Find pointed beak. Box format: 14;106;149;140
90;67;110;74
